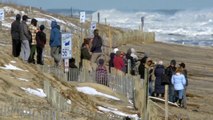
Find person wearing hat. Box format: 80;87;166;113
11;14;21;57
165;59;177;102
49;20;61;67
108;48;119;73
96;59;108;86
28;18;38;64
20;15;31;62
36;25;46;65
179;62;188;108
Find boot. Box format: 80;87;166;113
179;99;183;107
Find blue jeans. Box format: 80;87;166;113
175;90;184;99
169;85;175;102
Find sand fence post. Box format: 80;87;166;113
165;85;169;120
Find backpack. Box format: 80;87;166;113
161;70;170;85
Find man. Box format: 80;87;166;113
90;29;103;63
11;14;21;57
165;59;177;102
179;62;188;108
49;21;61;67
20;15;31;62
28;18;38;63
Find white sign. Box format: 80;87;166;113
61;33;72;59
0;9;5;21
64;59;69;72
90;22;96;36
80;11;86;23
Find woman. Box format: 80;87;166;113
171;67;186;107
154;60;165;97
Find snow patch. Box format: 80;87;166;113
17;78;29;82
97;106;139;120
21;87;46;98
76;87;120;101
3;6;23;15
0;64;27;71
10;61;16;63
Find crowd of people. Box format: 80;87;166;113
11;14;188;109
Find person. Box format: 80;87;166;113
67;58;79;81
138;56;148;79
80;38;92;71
20;15;31;62
146;58;155;96
11;14;21;57
36;25;46;65
154;60;165;97
165;59;177;102
109;48;119;73
126;48;138;75
28;18;38;63
96;59;108;86
69;58;78;68
179;62;188;108
113;51;125;72
90;29;103;63
49;21;61;67
121;51;127;73
171;67;186;107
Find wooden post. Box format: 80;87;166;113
105;18;107;25
97;12;100;24
108;24;112;55
0;21;2;30
127;59;131;75
165;85;169;120
142;68;149;120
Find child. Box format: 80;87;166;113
96;59;108;86
36;25;46;65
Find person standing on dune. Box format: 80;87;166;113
11;14;21;57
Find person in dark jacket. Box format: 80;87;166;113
90;29;103;63
165;59;177;102
36;25;46;65
138;56;148;79
179;62;188;108
49;21;61;67
108;48;119;73
20;15;31;62
154;60;165;97
11;14;21;57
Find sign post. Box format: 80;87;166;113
0;9;5;30
61;33;72;72
90;21;96;37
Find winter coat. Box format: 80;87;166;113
91;35;102;53
154;65;165;94
182;69;188;86
109;52;116;67
96;65;108;86
36;31;46;48
165;66;176;84
171;73;186;90
11;20;21;40
113;56;125;71
49;21;61;47
126;53;137;75
20;21;31;41
81;46;91;60
29;24;38;45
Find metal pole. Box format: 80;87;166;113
165;85;169;120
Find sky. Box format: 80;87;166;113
3;0;213;10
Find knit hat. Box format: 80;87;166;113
98;59;104;65
179;62;185;68
170;59;176;66
113;48;119;54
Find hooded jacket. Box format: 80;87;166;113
49;21;61;47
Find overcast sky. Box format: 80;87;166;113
6;0;213;10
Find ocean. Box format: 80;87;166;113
47;9;213;47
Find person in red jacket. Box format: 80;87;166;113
113;51;125;71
